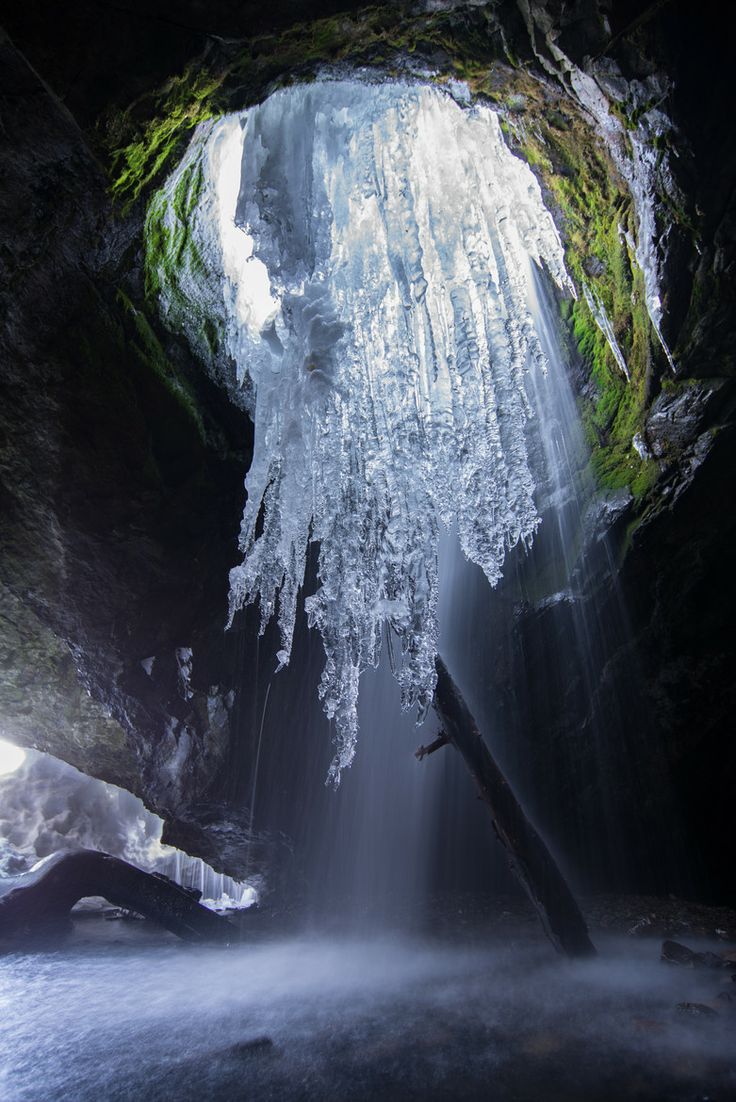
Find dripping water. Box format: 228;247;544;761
245;679;272;876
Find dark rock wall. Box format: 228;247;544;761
0;30;255;866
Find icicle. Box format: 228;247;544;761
569;70;676;372
582;282;630;380
151;81;573;781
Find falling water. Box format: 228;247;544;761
304;640;444;926
234;254;600;923
434;258;688;895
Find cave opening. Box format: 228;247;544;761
1;4;735;1100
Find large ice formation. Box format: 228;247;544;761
149;80;573;780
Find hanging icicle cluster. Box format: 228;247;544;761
149;80;573;781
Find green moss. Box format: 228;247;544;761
572;279;653;498
142;140;227;370
144;154;205;300
116;290;206;441
499;82;664;497
109;65;225;210
608;100;638;132
630;458;660;499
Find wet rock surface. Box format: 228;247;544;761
662;940;736;970
644;380;730;461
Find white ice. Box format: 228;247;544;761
583;281;630;380
151;81;573;780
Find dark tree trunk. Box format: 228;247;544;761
427;657;595;958
0;850;234;946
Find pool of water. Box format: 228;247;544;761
1;924;734;1101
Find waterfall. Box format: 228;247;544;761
143;75;694;910
149;79;574;782
434;259;687;893
305;638;444;924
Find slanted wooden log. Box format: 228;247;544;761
424;656;595;958
0;850;234;946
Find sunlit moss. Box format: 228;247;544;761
503;87;661;497
144;157;205;299
109;67;225;210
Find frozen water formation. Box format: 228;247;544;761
149;80;573;781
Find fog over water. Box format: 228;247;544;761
1;928;734;1101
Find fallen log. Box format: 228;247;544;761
422;656;595;958
0;849;234;946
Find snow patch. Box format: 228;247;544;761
0;748;257;911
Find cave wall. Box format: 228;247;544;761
0;29;257;869
0;0;734;895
